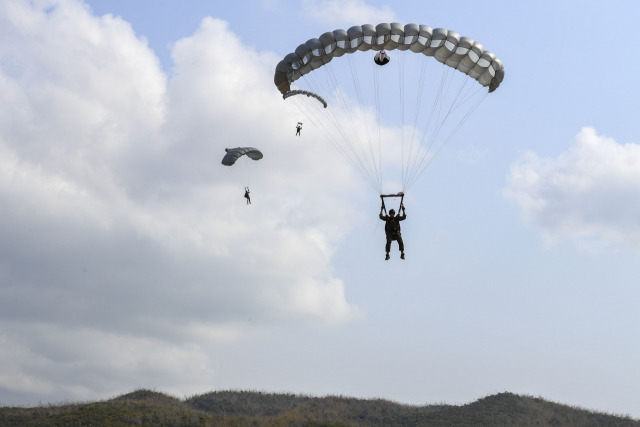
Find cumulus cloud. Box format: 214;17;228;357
0;0;361;403
302;0;396;27
505;127;640;252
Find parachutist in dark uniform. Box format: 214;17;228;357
296;122;302;136
244;187;251;204
379;206;406;260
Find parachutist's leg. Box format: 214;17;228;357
385;237;391;260
397;236;405;259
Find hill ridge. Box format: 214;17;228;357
0;389;637;426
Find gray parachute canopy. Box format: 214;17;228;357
221;147;263;166
274;23;505;94
283;89;328;108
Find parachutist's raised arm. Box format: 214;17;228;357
380;194;387;218
399;207;406;221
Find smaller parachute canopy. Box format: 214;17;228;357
374;50;390;66
222;147;263;166
283;90;328;108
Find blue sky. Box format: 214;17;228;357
1;0;639;418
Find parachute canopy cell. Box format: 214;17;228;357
274;22;505;94
221;147;264;166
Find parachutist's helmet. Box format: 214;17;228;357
389;209;395;215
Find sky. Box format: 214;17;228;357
1;0;639;418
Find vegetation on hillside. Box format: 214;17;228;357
0;389;638;426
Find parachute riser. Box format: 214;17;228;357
380;192;404;215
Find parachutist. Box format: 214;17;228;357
296;122;302;136
380;205;406;260
221;148;262;202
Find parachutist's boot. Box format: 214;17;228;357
385;253;390;260
400;252;405;260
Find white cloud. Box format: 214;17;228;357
505;127;640;253
0;0;361;403
302;0;396;27
0;322;216;398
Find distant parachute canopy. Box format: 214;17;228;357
283;89;328;108
221;147;263;166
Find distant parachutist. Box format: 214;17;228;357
221;147;263;204
296;122;302;136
